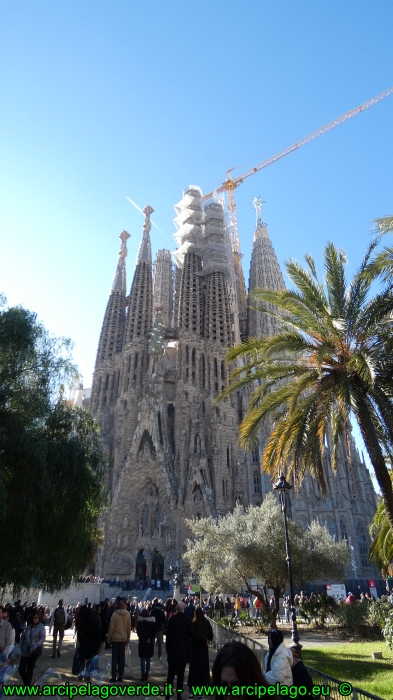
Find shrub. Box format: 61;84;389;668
382;610;393;649
300;593;338;626
367;595;393;629
333;602;368;633
219;615;237;629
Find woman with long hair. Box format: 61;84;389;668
188;607;213;698
264;629;293;686
212;642;273;698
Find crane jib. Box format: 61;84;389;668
202;86;393;201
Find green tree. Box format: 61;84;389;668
218;241;393;531
185;493;349;611
0;301;108;592
369;499;393;577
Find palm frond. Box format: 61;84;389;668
323;242;347;319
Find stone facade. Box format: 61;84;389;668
90;188;379;583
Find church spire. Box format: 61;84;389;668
111;230;131;293
247;201;285;338
94;230;130;365
124;206;153;342
136;206;153;265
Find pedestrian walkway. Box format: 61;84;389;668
25;628;218;688
15;626;339;687
254;629;344;648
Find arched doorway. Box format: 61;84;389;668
151;553;164;581
135;549;146;581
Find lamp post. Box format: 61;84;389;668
273;474;302;656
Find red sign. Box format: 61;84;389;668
368;579;377;589
187;585;192;590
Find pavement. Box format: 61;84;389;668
254;628;344;648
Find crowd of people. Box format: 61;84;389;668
0;594;315;695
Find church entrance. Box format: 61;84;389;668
135;549;147;582
151;553;164;582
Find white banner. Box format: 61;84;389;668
326;583;346;601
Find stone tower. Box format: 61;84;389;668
247;200;285;338
91;188;379;585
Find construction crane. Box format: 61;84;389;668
203;86;393;335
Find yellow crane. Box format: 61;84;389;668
203;86;393;335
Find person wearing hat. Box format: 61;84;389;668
166;601;193;700
51;599;67;658
264;629;293;686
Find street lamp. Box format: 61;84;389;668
273;473;302;656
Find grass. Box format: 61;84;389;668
302;642;393;699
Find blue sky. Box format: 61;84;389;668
1;0;392;390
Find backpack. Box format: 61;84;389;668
54;607;66;625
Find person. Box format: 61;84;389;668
18;610;46;686
214;596;221;621
9;610;24;645
0;609;15;647
166;601;193;700
346;592;357;605
283;596;291;623
51;599;67;658
212;641;271;697
75;605;101;672
289;645;314;694
13;600;24;618
234;595;242;619
188;607;213;698
185;598;195;620
136;608;156;681
0;606;13;655
264;629;293;686
151;598;165;660
107;600;131;682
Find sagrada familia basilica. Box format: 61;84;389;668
86;187;379;584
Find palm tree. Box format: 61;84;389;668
369;498;393;577
375;215;393;235
218;240;393;532
369;216;393;283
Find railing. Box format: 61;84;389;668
208;618;383;700
306;667;383;700
208;617;266;668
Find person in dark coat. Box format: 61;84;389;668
166;601;193;700
185;599;195;620
289;646;315;694
151;598;166;660
9;610;24;645
76;606;101;671
136;609;156;681
188;607;213;698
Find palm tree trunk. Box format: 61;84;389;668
371;455;393;534
357;419;393;534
